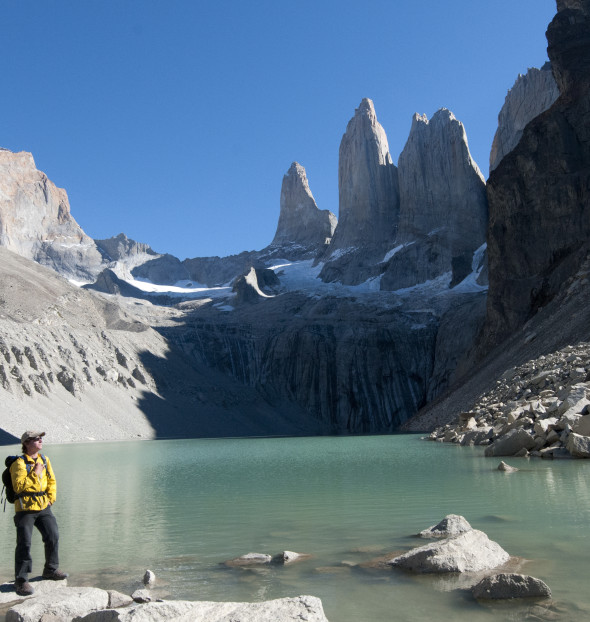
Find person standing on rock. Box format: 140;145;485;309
10;431;68;596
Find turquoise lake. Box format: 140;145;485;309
1;434;589;621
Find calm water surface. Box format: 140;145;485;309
1;435;589;621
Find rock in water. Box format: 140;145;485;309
381;108;487;291
489;63;559;172
389;529;510;573
472;573;552;599
498;461;519;472
319;98;399;284
484;0;590;349
270;162;336;256
418;514;472;538
0;149;104;280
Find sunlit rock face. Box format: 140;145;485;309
269;162;336;257
318;98;400;285
0;149;103;280
484;0;590;349
380;109;488;291
489;63;560;172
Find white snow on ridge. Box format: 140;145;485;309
125;275;231;298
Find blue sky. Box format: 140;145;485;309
1;1;556;260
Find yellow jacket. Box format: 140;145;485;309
10;454;56;512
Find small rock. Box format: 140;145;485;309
224;552;272;566
142;569;156;587
107;590;134;608
418;514;472;538
131;588;152;603
498;461;519;472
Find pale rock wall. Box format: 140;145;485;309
381;109;487;291
270;162;336;254
489;63;559;172
0;149;104;280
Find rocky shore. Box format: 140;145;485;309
426;342;590;458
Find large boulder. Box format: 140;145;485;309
418;514;472;538
6;587;109;622
79;595;329;622
388;529;510;573
472;573;552;600
484;429;536;457
566;432;590;457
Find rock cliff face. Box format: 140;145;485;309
484;0;590;349
381;109;488;291
269;162;336;256
489;64;559;172
0;149;104;280
318;98;399;284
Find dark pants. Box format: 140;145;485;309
14;506;59;580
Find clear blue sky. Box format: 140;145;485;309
1;1;556;260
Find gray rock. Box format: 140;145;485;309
498;461;519;472
472;573;552;599
389;529;510;573
319;98;399;285
0;580;68;606
272;551;311;564
106;590;134;609
224;552;273;566
382;108;488;291
6;587;108;622
0;149;105;281
566;432;590;457
489;64;560;172
79;595;329;622
484;429;537;457
131;589;152;603
270;162;336;256
142;570;156;587
571;414;590;436
418;514;472;538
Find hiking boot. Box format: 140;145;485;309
14;579;34;596
42;569;69;580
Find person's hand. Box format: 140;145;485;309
34;462;45;476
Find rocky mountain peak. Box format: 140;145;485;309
320;98;399;274
548;0;590;95
0;148;103;280
270;162;336;254
489;63;559;172
380;108;487;290
484;0;590;349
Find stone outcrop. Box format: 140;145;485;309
418;514;472;539
0;149;104;280
484;0;590;349
269;162;336;257
489;63;560;172
231;267;280;304
94;233;157;263
3;581;328;622
318;98;400;284
472;573;551;600
381;109;488;291
389;529;510;574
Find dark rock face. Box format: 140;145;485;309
270;162;336;256
489;63;559;172
484;0;590;349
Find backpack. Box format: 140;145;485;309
1;454;47;511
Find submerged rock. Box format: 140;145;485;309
224;552;273;566
389;529;510;573
472;573;552;600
